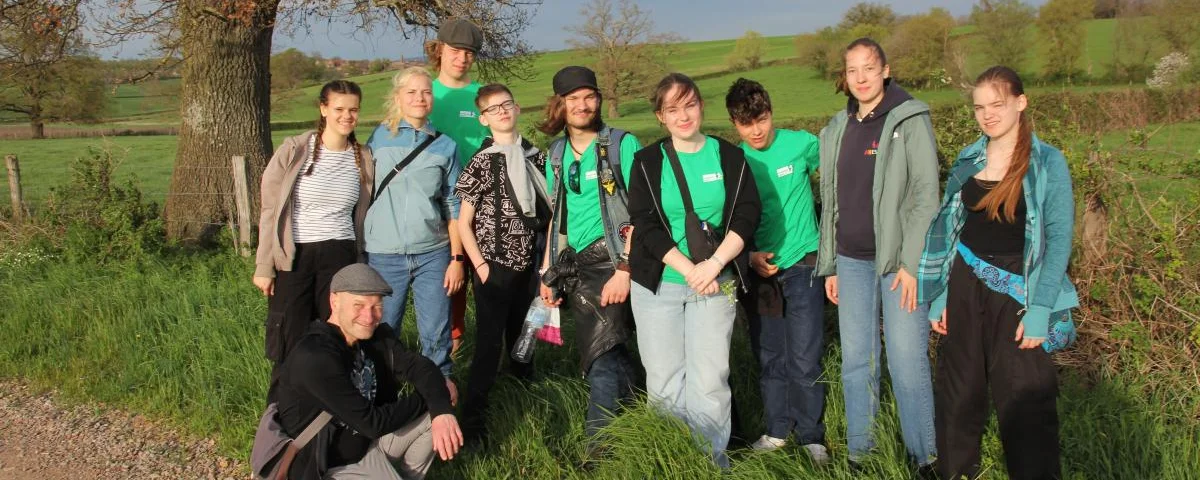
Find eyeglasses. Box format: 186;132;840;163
480;100;516;116
567;160;581;194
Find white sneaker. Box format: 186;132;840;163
802;443;831;466
751;434;788;451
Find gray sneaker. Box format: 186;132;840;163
802;443;831;466
750;434;787;451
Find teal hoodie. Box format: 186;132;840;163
816;96;942;278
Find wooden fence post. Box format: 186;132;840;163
230;155;252;257
5;154;22;223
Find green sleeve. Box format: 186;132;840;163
800;130;821;173
619;133;641;183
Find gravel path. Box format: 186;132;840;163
0;380;248;480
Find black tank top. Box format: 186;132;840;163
960;177;1026;257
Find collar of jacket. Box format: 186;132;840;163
396;119;438;136
948;133;1049;193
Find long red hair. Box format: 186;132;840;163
974;66;1031;223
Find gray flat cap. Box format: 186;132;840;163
437;18;483;53
330;263;393;296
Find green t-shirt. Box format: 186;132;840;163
660;136;726;285
741;129;821;269
545;133;641;250
431;79;489;166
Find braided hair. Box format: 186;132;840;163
307;80;364;179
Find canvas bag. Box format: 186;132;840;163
251;402;332;480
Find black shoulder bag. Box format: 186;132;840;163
369;131;442;208
662;141;721;263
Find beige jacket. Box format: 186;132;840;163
254;130;376;278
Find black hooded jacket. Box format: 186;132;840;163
275;321;452;479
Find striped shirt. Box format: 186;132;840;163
291;137;361;243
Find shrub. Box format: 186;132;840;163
1147;52;1191;89
40;147;166;263
727;31;767;72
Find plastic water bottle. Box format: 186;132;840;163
511;297;550;363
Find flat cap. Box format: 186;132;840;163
330;263;393;297
552;66;599;97
437;18;483;53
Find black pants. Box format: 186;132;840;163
266;239;356;365
936;255;1061;480
460;261;536;437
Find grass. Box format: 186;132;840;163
0;250;1197;479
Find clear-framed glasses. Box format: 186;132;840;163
481;100;516;116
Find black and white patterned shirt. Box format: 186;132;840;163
291;137;360;243
455;141;548;271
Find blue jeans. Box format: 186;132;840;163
746;264;826;445
835;255;936;464
631;279;735;468
584;345;637;439
369;249;453;377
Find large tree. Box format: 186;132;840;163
98;0;539;242
0;0;107;139
971;0;1037;71
885;8;956;88
1150;0;1200;53
566;0;680;119
1037;0;1095;80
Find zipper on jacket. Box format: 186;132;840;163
725;160;750;293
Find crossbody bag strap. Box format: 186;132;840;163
662;141;697;215
369;131;442;208
269;411;332;480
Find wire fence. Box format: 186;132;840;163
3;154;257;255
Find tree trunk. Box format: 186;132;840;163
164;1;278;242
30;119;44;140
607;97;621;118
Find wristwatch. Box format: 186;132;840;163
451;254;466;262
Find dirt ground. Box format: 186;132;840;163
0;380;247;480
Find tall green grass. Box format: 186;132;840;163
1;250;1196;478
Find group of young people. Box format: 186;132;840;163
252;16;1078;480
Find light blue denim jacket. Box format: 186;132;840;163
917;134;1080;339
364;120;462;255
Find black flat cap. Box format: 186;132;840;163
552;66;599;97
437;18;483;53
330;263;393;296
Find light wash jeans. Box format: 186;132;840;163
835;255;937;465
369;249;453;377
631;279;735;468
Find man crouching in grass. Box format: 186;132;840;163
271;263;463;479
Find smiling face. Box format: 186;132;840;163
972;81;1027;142
319;92;360;137
563;88;600;131
655;84;703;140
329;292;384;345
439;44;476;82
733;111;775;150
397;74;434;124
844;45;890;109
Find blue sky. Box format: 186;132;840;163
101;1;1050;60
